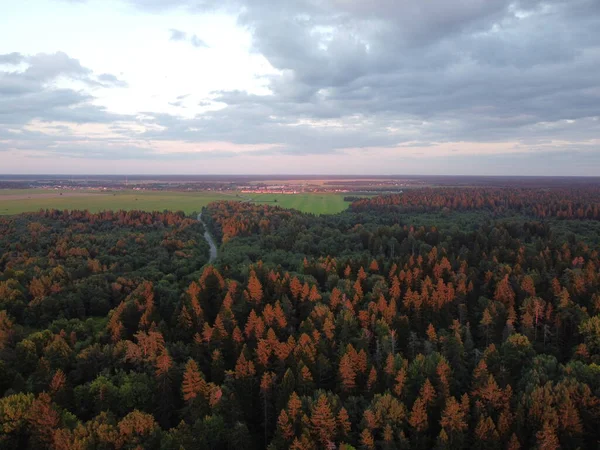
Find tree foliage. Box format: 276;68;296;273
1;188;600;448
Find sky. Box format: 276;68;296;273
0;0;599;175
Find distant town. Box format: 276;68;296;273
0;175;422;195
3;174;599;195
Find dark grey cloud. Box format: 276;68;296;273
0;52;129;127
0;51;93;97
209;0;599;153
122;0;599;163
9;0;600;172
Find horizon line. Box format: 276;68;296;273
2;174;600;179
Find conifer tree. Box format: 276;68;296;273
310;395;337;447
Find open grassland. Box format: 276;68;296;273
0;190;352;215
0;190;231;215
246;193;351;214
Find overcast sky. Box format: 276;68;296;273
1;0;599;175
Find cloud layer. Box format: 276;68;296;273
1;0;599;174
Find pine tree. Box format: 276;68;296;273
383;423;394;445
420;378;436;407
339;353;357;392
353;279;364;300
288;392;303;420
344;265;352;278
300;365;313;383
369;259;379;273
290;277;303;300
310;395;337;447
494;275;516;309
384;353;395;377
506;433;521;450
278;409;294;440
49;369;66;394
409;397;428;432
536;420;560;450
232;326;244;345
358;267;367;281
188;281;203;320
296;282;308;302
257;339;271;367
202;322;213;345
474;416;499;449
330;288;343;310
558;394;582;434
390;276;401;301
247;271;264;304
338;407;351;435
436;359;451;398
155;349;172;379
394;368;406;397
360;428;375;449
521;275;536;297
308;285;321;302
440;396;467;447
274;301;288;328
182;359;206;401
29;392;60;445
426;323;438;344
234;351;256;379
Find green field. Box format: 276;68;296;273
0;190;231;216
247;193;351;215
0;190;352;215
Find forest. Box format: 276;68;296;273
1;188;600;449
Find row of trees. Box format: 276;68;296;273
350;188;600;220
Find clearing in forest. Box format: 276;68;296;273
247;193;351;214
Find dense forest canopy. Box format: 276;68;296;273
1;188;600;449
350;188;600;219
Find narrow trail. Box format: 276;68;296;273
197;212;218;263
